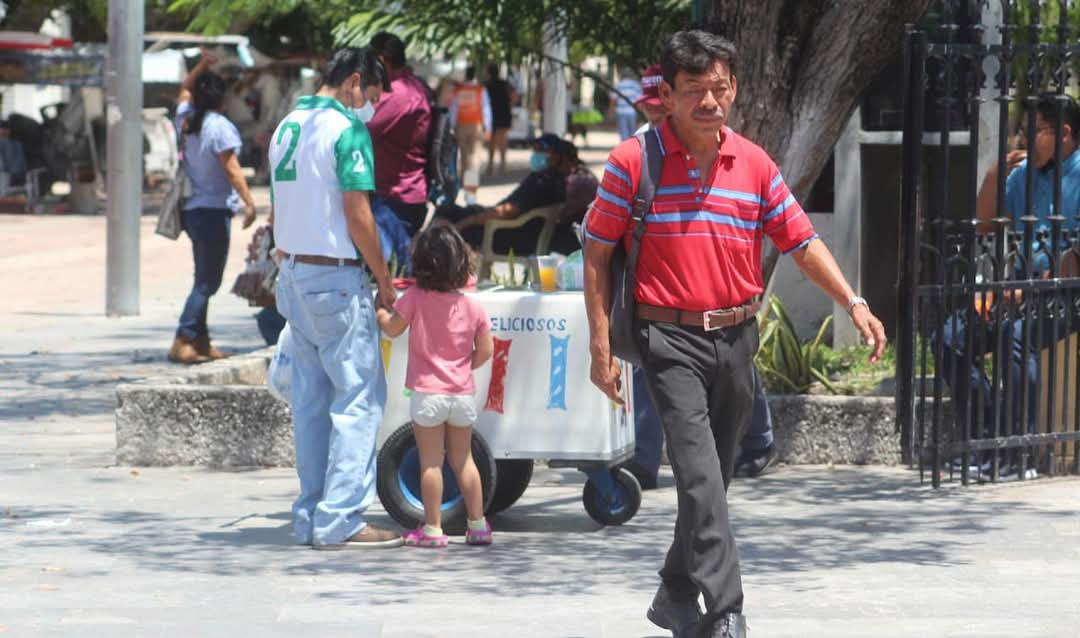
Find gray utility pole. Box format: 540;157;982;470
105;0;144;316
542;15;567;137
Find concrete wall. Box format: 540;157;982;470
115;346;902;467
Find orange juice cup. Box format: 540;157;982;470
533;255;560;292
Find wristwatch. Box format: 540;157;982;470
847;295;869;314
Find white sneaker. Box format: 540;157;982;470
979;465;1038;482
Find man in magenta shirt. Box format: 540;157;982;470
368;32;433;267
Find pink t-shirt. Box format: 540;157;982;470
393;287;490;395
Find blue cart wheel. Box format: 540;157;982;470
582;467;642;526
376;423;496;534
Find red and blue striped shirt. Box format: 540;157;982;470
585;119;817;311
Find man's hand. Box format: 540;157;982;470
198;47;218;66
851;304;887;363
589;347;624;405
375;278;397;311
1003;149;1027;175
241;201;256;229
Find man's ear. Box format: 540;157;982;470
659;80;674;111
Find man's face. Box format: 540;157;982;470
659;59;736;139
1021;113;1069;170
363;84;383;108
640;102;667;126
347;73;382;108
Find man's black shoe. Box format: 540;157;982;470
733;445;778;479
646;585;702;637
697;612;747;638
622;461;659;490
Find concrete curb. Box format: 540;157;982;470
115;349;903;466
115;347;293;467
770;395;900;464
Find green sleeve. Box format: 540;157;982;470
334;121;376;192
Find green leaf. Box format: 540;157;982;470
810;367;839;394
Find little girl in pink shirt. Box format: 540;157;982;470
376;223;494;547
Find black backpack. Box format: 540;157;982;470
580;129;660;367
425;100;459;207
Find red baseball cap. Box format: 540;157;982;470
635;64;663;107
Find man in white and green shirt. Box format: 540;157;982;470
270;47;401;549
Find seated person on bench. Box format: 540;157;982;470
436;133;593;255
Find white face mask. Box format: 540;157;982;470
352;101;375;123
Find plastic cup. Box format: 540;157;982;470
535;255;559;292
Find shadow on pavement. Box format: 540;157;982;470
0;314;265;422
8;467;1078;607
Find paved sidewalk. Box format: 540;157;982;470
2;130;1079;637
3;464;1079;637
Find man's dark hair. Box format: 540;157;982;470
1029;92;1080;143
465;65;476;82
324;46;391;92
370;32;406;70
660;29;738;89
186;71;226;135
486;63;500;81
411;222;473;292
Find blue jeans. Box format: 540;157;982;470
936;312;1040;439
255;306;287;345
0;137;26;176
371;196;413;274
616;112;638;141
632;367;664;475
275;259;387;546
177;208;231;339
741;367;775;452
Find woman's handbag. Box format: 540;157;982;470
154;165;191;239
155;119;190;240
231;224;279;307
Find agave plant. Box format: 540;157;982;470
755;296;837;395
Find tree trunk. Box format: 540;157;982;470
705;0;933;280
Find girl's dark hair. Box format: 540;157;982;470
660;29;738;89
411;222;473;292
186;71;226;136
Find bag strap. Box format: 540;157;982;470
627;128;662;276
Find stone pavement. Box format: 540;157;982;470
2;130;1079;637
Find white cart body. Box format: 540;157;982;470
376;289;635;464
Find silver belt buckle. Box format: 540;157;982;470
703;308;729;332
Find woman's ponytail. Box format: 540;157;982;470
186;71;226;135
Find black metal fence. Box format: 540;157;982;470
898;0;1080;486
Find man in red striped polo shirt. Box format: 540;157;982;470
584;30;886;638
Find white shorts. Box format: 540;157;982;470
410;392;478;427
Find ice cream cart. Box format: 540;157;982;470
375;288;641;532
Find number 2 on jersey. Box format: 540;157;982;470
274;122;301;182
